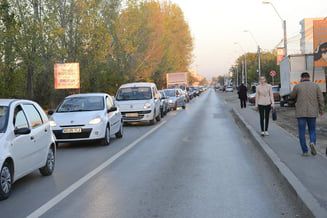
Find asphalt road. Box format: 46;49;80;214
1;89;306;218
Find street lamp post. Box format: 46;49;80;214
234;42;247;85
263;1;287;56
244;30;261;78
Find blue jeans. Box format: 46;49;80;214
297;117;316;153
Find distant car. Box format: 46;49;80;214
164;89;186;110
115;82;161;125
0;99;56;200
272;85;281;102
248;93;256;105
49;93;123;145
159;91;169;117
225;86;234;92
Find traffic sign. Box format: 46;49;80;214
270;70;277;77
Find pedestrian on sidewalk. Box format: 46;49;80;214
255;76;275;136
238;83;248;109
290;72;324;156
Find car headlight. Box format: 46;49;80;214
168;99;173;103
144;102;152;109
49;120;57;127
89;117;102;125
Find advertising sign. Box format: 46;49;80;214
313;20;327;67
54;63;80;89
276;47;285;65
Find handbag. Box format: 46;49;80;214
272;108;277;121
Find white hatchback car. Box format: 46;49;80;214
49;93;123;145
0;99;56;200
115;83;161;125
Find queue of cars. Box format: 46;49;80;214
0;82;206;200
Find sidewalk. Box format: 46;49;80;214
220;92;327;217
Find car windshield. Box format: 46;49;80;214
116;87;152;101
164;90;176;97
57;96;104;112
0;106;9;133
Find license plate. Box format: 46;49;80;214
126;113;139;118
63;128;82;134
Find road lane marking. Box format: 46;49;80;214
26;120;167;218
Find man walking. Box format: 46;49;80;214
290;72;325;156
238;83;247;109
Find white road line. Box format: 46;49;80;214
26;120;167;218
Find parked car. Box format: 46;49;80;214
0;99;56;200
187;87;196;99
164;89;186;110
272;85;281;102
115;82;161;125
49;93;123;145
248;86;280;105
225;86;234;92
180;89;190;103
159;91;169;117
248;93;256;105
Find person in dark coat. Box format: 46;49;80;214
238;83;248;109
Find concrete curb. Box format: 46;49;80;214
231;108;327;218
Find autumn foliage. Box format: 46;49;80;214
0;0;193;108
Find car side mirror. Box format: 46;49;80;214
108;106;117;113
14;127;31;135
47;110;54;116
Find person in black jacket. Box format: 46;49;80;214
238;83;248;109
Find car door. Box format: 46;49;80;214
106;96;119;133
153;87;161;115
11;105;35;177
22;104;47;167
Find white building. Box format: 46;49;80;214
300;18;324;54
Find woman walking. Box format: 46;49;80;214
255;76;275;136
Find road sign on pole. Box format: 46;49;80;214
270;70;277;85
270;70;277;77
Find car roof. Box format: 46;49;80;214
65;93;109;98
0;99;16;106
119;82;156;88
0;99;38;106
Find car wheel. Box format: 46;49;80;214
173;103;177;111
115;122;123;138
102;125;111;146
156;112;161;122
39;147;55;176
161;109;164;118
182;105;186;110
0;162;12;200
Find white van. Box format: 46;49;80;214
115;83;161;124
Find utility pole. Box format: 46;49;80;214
241;60;245;84
283;20;288;56
258;46;261;77
236;65;239;87
244;54;247;85
244;30;261;79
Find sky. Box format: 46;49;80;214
170;0;327;79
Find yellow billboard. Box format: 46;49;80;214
313;20;327;67
54;63;80;89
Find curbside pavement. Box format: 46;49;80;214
231;107;327;218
